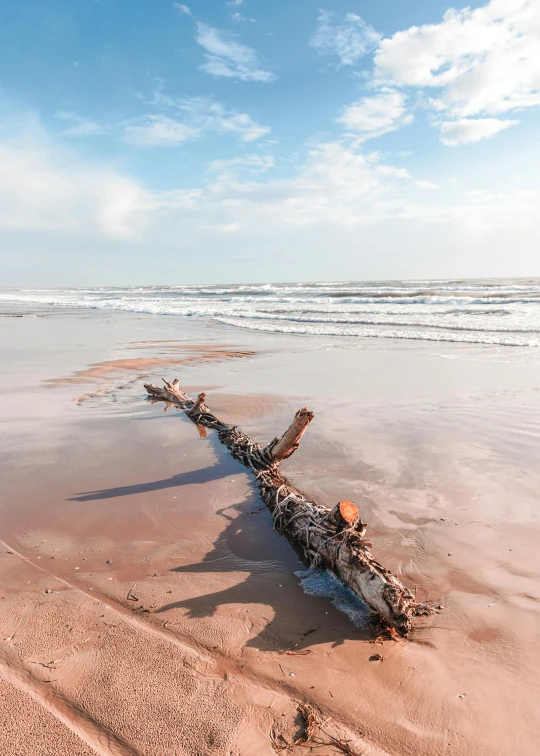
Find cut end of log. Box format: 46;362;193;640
338;500;359;524
327;499;367;534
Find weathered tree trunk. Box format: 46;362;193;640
144;379;426;636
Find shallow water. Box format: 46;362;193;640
296;568;374;627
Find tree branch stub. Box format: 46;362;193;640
268;408;315;462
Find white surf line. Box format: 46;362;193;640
0;539;212;667
0;643;140;756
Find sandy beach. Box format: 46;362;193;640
1;305;540;756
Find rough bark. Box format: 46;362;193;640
144;379;426;636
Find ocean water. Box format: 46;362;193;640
295;568;373;628
2;278;540;349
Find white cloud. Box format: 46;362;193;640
174;97;270;142
0;112;439;242
172;3;192;16
0;138;149;238
227;0;253;23
230;12;255;23
207;154;275;175
373;0;540;143
122;115;200;146
60;95;270;147
337;90;413;140
2;109;539;284
57;112;108;137
440;117;519;146
310;10;381;67
196;22;274;81
216;112;269;142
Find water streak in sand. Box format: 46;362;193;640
42;345;257;404
49;348;256;387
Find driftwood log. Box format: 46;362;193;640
144;379;427;636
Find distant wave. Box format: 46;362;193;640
214;318;540;347
1;278;540;349
205;311;540;334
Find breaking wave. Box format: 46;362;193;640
1;277;540;349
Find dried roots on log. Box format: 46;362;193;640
144;379;426;636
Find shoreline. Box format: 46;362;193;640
1;308;540;755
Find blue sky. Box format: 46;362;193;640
1;0;539;285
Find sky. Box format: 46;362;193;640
1;0;540;285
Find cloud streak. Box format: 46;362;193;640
57;112;108;137
196;22;274;81
310;10;381;67
60;95;270;147
439;117;519;146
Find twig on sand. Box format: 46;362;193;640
127;584;139;601
271;701;362;754
286;649;311;656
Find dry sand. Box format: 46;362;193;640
1;309;540;755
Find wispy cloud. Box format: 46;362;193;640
57;112;108;137
207;153;274;175
122;115;199;146
195;23;274;81
226;0;253;23
310;10;381;67
171;96;270;142
60;93;270;147
172;3;192;16
439;117;519;146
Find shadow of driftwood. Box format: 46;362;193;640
154;501;375;651
69;458;237;502
70;423;375;650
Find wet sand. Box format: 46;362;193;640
1;309;540;755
